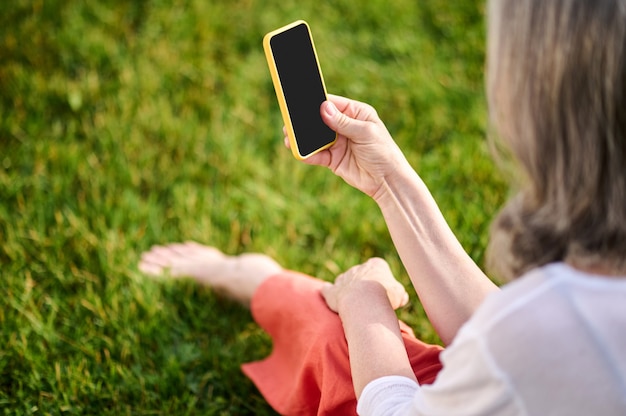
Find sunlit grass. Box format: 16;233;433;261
0;0;506;414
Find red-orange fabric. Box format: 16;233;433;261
242;271;443;416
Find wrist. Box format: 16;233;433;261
372;162;422;205
336;280;391;317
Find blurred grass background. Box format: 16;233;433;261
0;0;506;414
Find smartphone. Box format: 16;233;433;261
263;20;337;160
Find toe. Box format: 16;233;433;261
140;250;175;267
138;260;165;276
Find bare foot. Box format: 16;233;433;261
138;241;283;307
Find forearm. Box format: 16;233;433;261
373;163;499;345
337;280;416;399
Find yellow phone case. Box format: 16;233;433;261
263;20;336;160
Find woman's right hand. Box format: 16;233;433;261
285;94;408;198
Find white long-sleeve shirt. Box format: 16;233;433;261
357;263;626;415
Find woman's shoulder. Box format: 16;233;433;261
466;262;626;333
439;262;626;416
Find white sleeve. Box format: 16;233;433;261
412;328;524;416
356;328;523;416
357;376;419;416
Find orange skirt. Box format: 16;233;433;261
241;271;443;416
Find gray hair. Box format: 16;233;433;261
485;0;626;280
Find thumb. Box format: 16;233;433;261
321;101;373;142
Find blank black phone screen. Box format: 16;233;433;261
270;23;335;157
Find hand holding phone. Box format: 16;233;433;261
263;20;337;160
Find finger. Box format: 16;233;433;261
320;101;378;144
365;256;389;269
401;291;409;307
301;150;331;166
326;94;363;114
326;94;379;122
283;136;331;166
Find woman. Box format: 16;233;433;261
139;0;626;414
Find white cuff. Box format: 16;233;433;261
357;376;419;416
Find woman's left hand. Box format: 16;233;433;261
321;257;409;313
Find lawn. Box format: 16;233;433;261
0;0;506;414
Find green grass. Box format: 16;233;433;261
0;0;507;414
